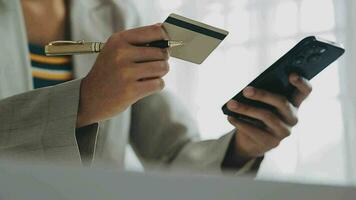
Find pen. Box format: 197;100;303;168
45;40;184;56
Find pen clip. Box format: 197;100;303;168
48;40;85;46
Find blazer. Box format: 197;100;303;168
0;0;246;173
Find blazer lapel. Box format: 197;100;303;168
0;0;32;99
70;0;116;78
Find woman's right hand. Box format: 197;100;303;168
77;24;170;128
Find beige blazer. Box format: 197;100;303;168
0;0;240;173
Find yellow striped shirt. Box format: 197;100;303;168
29;44;74;89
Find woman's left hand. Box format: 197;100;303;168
227;73;313;159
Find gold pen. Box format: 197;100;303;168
45;40;184;56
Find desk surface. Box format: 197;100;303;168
0;163;355;200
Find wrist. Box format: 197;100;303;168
76;77;96;128
222;133;253;169
231;145;254;166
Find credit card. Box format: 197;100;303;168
163;13;229;64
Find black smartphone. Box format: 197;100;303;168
222;36;345;127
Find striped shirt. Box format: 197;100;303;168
29;44;73;89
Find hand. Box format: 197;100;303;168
227;73;313;160
77;24;170;127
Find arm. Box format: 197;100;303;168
130;74;312;174
0;24;171;165
0;79;97;165
129;91;245;173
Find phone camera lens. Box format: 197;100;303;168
307;46;326;55
293;56;305;66
307;53;322;63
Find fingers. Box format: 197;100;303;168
134;78;165;99
122;24;169;45
242;87;298;126
132;61;169;80
289;73;313;107
227;101;291;139
129;46;170;62
224;73;313;158
228;117;281;153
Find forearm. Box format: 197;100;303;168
0;80;86;164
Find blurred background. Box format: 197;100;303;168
124;0;356;186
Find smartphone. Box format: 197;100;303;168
222;36;345;127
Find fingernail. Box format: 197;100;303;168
228;101;239;109
244;86;255;97
291;74;299;82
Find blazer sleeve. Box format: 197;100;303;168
0;79;98;165
129;91;259;174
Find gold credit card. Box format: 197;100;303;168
163;13;229;64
